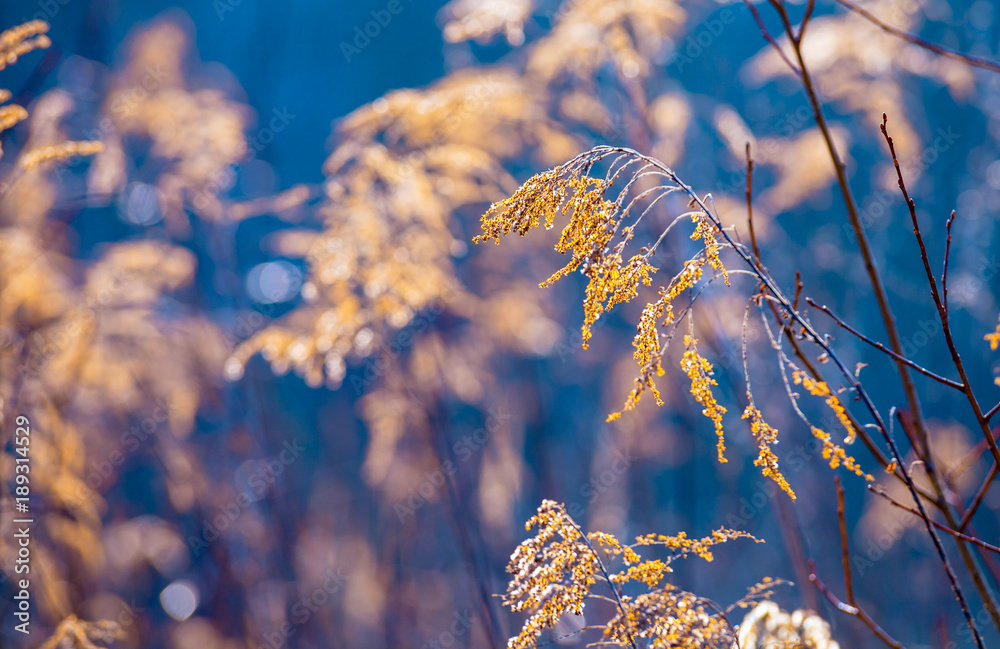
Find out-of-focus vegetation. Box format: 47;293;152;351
0;0;999;647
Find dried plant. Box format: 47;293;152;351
502;500;777;649
1;17;235;644
475;117;1000;642
2;0;999;646
475;146;874;498
737;601;839;649
38;616;126;649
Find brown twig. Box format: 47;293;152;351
745;143;759;264
809;562;859;616
834;0;1000;75
959;463;998;533
943;211;955;310
776;492;820;612
806;298;964;390
833;485;911;646
792;271;803;312
835;477;855;602
745;145;932;494
798;0;816;41
869;486;1000;555
881;115;1000;480
746;144;925;494
742;0;801;77
763;0;960;547
811;531;905;649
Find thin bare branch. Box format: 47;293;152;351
834;0;1000;75
959;464;998;533
943;211;955;310
798;0;816;41
882;114;1000;477
835;477;854;602
869;486;1000;555
806;298;964;390
809;560;905;648
741;0;801;76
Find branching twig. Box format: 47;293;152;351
809;559;904;648
741;0;800;76
755;12;973;590
819;477;907;648
806;298;964;390
882;114;1000;494
869;486;1000;555
834;0;1000;75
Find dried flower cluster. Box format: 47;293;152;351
986;315;1000;351
503;500;770;649
441;0;533;45
38;616;126;649
737;601;840;649
680;335;728;464
475;148;821;496
229;69;574;389
475;144;892;502
0;20;50;71
742;405;793;498
791;371;872;481
87;20;250;229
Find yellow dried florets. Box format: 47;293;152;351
477;169;655;349
604;589;734;649
810;426;872;481
610;559;671;587
608;254;716;422
634;528;760;562
791;371;870;480
608;297;667;422
504;500;762;649
20;141;104;171
0;103;27;131
0;20;50;72
476;168;568;243
0;104;28;161
742;405;795;499
475;160;738;429
985;315;1000;351
690;213;729;285
545;175;617;282
681;335;728;463
503;500;602;649
793;370;856;444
